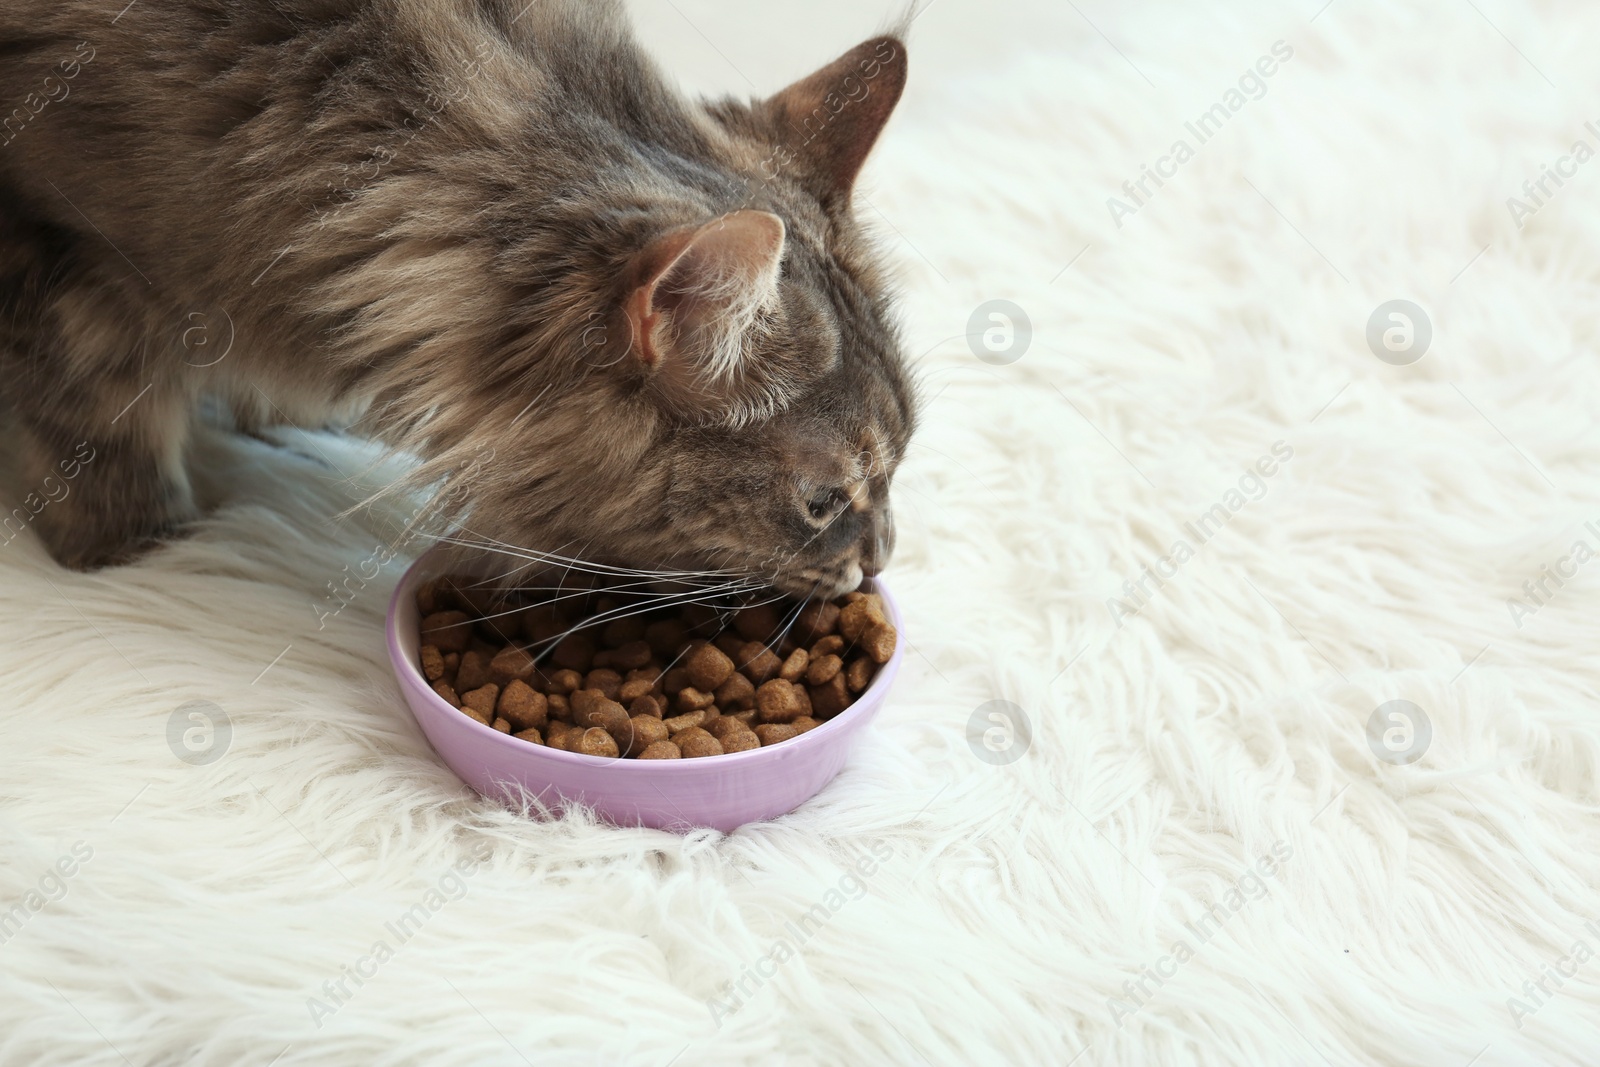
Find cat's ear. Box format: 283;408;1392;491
762;36;907;205
623;209;786;408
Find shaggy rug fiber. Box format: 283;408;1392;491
4;0;1600;1064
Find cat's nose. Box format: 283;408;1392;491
861;507;895;577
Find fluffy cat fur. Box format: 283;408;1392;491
0;0;916;600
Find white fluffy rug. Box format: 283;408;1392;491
5;1;1600;1064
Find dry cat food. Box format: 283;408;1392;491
414;576;897;759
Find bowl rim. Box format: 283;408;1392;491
385;548;905;771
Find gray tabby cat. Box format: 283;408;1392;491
0;0;916;600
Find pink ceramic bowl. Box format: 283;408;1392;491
386;550;904;832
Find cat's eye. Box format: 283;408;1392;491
807;489;849;522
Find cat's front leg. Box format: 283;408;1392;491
8;379;196;572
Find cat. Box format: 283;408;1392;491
0;0;917;601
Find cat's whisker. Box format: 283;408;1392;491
430;532;748;585
514;578;770;663
456;571;762;646
457;574;733;629
445;532;749;582
764;582;818;650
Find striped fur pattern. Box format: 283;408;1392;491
0;0;916;598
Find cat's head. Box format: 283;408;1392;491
421;36;915;602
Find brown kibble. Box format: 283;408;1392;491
475;610;521;646
423;575;883;757
416;576;445;616
794;600;840;644
809;673;850;718
608;640;653;671
738;642;782;685
421;611;474;653
420;645;445;681
811;634;846;659
577;727;619;758
706;716;747;741
461;684;500;717
437;575;492;616
488;646;537;686
497;680;547;732
685;642;736;691
644;619;688;658
734;603;781;642
663;709;710;733
778;647;809;683
522;607;568;646
720;728;761;753
590;703;631;737
682;603;720;633
860;622;897;665
619;678;654;702
625;665;660;684
837;595;887;643
755;724;800;746
583;668;623;701
601;617;646;648
805;654;842;686
675;728;723;758
546;669;582;695
624;714;670;756
571;690;630;735
675;686;715;713
550;633;595;672
755;679;803;724
846;657;874;693
714;671;755;711
455;650;494;693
